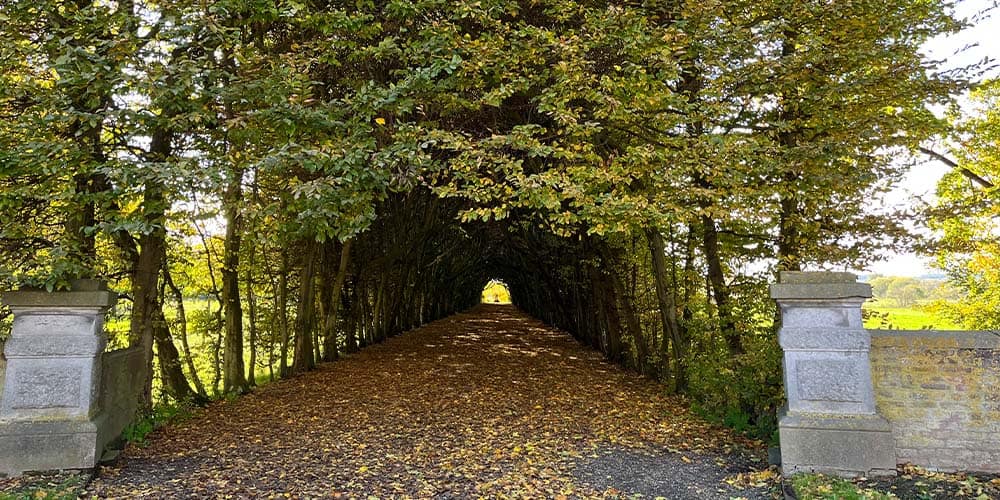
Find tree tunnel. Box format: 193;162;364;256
327;186;647;380
0;0;958;455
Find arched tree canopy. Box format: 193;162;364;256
0;0;975;431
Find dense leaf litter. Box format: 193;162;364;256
84;305;775;498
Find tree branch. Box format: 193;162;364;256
919;147;995;189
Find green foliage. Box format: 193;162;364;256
689;340;783;442
928;79;1000;330
687;281;783;441
123;399;194;447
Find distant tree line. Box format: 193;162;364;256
867;275;964;308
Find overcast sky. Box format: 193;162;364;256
863;0;999;277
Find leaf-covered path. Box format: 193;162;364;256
88;305;775;499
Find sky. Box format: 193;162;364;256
862;0;999;277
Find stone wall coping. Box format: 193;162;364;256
870;329;1000;349
1;290;117;309
103;345;143;359
770;282;872;300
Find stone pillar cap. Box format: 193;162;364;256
2;280;117;309
770;271;872;300
779;271;859;284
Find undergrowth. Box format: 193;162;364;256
792;474;896;500
123;398;195;446
0;473;88;500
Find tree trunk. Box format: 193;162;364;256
292;241;318;373
277;250;291;376
701;214;744;355
345;280;360;353
151;304;204;404
130;217;164;409
221;167;248;394
321;239;352;361
246;240;258;387
645;227;686;391
610;270;647;373
596;243;646;371
164;267;208;398
129;125;173;408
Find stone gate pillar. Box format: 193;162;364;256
0;280;117;476
771;272;895;477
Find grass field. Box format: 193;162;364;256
863;304;961;330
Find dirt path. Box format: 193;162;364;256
88;305;775;498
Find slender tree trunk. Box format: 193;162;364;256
373;273;388;342
313;270;323;363
345;281;360;353
151;304;204;404
321;239;352;361
129;124;174;408
278;251;290;376
292;241;318;373
130;216;164;409
611;271;647;373
701;214;744;355
246;240;258;387
645;227;686;391
210;306;222;397
164;267;208;398
592;267;623;363
596;243;646;371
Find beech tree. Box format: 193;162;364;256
0;0;976;436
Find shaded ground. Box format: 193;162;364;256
19;305;777;498
863;465;1000;499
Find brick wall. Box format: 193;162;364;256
870;330;1000;473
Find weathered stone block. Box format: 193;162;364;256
770;276;872;300
797;359;862;402
10;314;100;339
779;410;896;477
96;346;144;454
1;354;101;419
0;420;99;477
1;285;116;310
783;351;876;415
0;347;5;403
4;334;105;357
